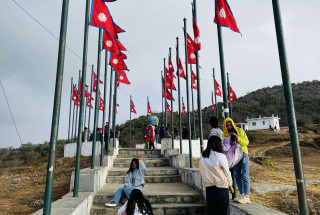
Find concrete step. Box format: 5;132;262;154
106;175;181;184
113;160;169;168
118;148;161;155
114;158;168;164
91;203;207;215
93;183;203;205
107;167;178;176
117;153;163;158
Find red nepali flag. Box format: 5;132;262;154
103;30;121;54
214;0;240;33
87;96;94;109
192;7;201;51
177;58;186;79
117;71;130;85
192;71;198;90
182;100;186;116
165;68;173;84
212;99;216;113
93;72;103;93
162;77;176;91
114;22;125;34
187;34;196;64
166;102;171;113
148;101;152;114
79;78;89;96
99;97;104;111
131;100;136;114
169;58;174;73
89;0;118;37
162;86;175;101
72;84;78;102
215;80;222;97
229;85;237;100
110;52;128;70
121;52;127;59
85;90;90;97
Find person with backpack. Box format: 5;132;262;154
148;124;155;150
105;155;146;207
143;125;149;149
222;118;250;204
117;189;154;215
199;136;234;215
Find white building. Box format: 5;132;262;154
246;114;280;131
235;123;248;131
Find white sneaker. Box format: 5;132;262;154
238;195;251;204
233;194;244;202
105;200;117;207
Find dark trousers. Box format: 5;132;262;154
206;186;230;215
149;141;155;149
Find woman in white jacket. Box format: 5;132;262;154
200;136;234;215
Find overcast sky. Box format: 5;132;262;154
0;0;319;148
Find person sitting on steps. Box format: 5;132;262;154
105;155;146;207
117;189;154;215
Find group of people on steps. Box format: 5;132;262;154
104;116;250;215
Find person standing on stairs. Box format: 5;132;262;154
117;189;154;215
105;155;146;207
200;136;234;215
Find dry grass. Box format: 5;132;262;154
0;156;91;215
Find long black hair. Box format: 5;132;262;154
126;158;139;174
202;136;223;158
126;189;153;215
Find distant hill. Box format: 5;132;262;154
118;80;320;147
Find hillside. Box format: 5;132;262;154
118;80;320;146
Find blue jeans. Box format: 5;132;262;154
233;153;250;194
112;186;143;205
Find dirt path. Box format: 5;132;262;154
249;141;290;157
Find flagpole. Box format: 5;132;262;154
73;0;91;196
227;73;232;118
190;64;196;140
217;25;229;119
169;48;174;149
107;67;114;150
183;18;193;168
161;70;164;124
91;29;103;170
87;65;94;141
68;78;73;144
84;86;88;130
130;95;132;148
43;0;70;212
147;96;149;118
101;50;108;165
176;37;183;154
211;91;214;113
71;99;76;142
164;58;167;128
112;72;118;148
192;0;203;153
272;0;308;213
213;68;218;119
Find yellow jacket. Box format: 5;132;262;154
222;118;249;154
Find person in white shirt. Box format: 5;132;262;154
117;189;153;215
200;136;234;215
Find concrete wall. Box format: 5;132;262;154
64;138;119;157
161;138;207;158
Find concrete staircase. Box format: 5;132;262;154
90;148;207;215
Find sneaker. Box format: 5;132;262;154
105;200;117;207
238;195;251;204
233;194;244;202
